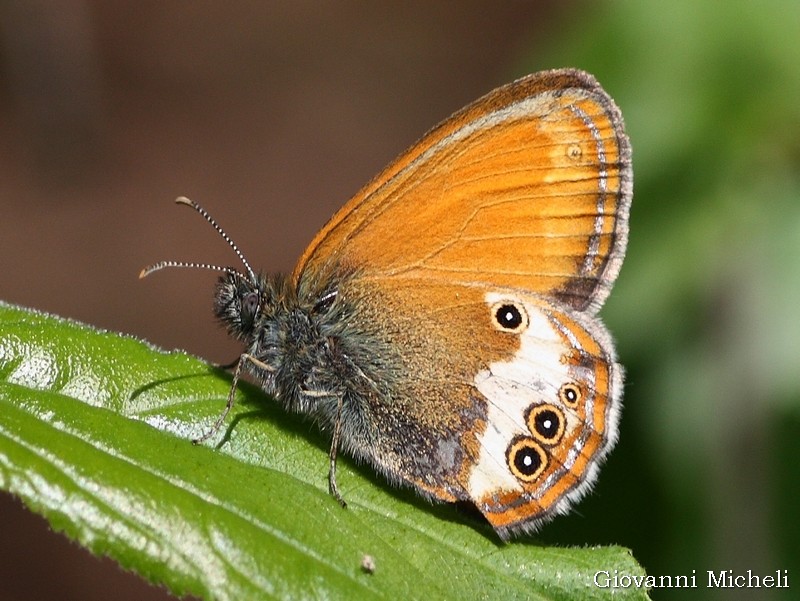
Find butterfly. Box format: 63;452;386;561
142;68;632;539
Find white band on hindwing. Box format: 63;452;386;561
468;291;602;503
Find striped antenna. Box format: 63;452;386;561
139;197;256;282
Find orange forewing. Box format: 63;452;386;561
294;70;631;312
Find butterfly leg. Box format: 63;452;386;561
192;353;273;444
328;392;347;508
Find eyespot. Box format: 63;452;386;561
526;404;565;445
559;383;582;408
506;437;547;482
491;300;528;333
566;143;582;160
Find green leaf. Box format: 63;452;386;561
0;301;649;600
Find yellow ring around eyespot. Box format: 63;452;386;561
506;437;547;482
489;300;529;334
526;404;566;445
558;382;583;408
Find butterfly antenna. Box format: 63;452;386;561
139;197;257;282
139;260;238;279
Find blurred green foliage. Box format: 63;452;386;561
524;1;800;599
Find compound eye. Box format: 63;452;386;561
241;291;260;324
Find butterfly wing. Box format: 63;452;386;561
294;69;632;314
293;69;631;536
328;278;622;538
465;291;622;538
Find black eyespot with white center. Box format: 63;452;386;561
490;300;529;333
535;410;559;438
559;383;583;408
526;404;566;445
507;437;547;482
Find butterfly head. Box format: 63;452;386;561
213;269;264;342
140;196;272;345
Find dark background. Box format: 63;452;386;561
2;2;798;600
